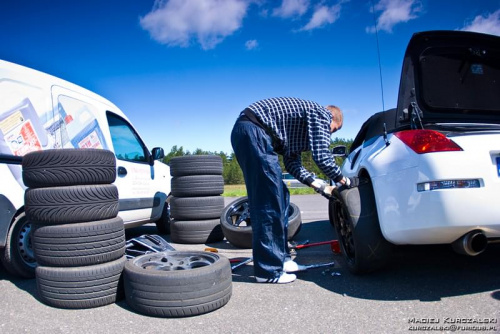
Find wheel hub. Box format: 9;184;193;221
18;222;36;267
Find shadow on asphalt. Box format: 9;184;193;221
2;221;499;305
293;219;500;303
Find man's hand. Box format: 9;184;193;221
311;179;336;199
336;176;360;189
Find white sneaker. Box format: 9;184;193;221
255;273;296;284
283;260;307;273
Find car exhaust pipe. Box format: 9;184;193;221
452;230;488;256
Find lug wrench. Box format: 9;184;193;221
289;240;341;254
230;257;253;271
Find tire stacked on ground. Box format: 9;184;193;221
124;250;232;317
22;149;126;309
169;155;225;244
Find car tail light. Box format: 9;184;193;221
394;130;462;154
417;179;480;192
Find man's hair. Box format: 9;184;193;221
326;105;343;125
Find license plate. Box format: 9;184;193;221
497;157;500;176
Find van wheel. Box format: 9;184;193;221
32;217;125;267
155;202;171;235
220;197;302;249
330;180;393;274
0;212;36;278
169;155;223;177
22;148;116;188
124;251;232;317
25;184;119;224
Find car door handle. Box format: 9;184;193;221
117;166;127;176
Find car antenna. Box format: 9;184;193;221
371;0;385;112
383;123;391;146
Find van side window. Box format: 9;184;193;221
106;112;148;163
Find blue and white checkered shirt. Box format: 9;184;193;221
247;97;342;185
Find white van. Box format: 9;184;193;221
0;59;171;278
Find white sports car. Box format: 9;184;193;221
329;30;500;274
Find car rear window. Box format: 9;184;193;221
419;46;500;113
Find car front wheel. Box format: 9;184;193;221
329;180;393;274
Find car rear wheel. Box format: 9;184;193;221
329;180;393;274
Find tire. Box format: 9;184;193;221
155;202;171;235
170;196;225;220
124;251;232;317
170;155;222;177
25;184;119;224
33;217;125;267
0;212;36;278
329;180;393;274
220;196;302;249
36;256;126;309
170;219;224;244
22;148;116;188
171;175;224;197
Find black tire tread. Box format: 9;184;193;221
22;148;116;188
334;181;393;274
124;251;231;317
170;196;224;220
25;184;119;224
169;155;223;177
35;256;126;309
171;175;224;197
170;219;224;244
33;217;125;267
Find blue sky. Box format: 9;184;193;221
2;0;500;154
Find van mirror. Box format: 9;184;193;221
331;145;347;157
150;147;165;165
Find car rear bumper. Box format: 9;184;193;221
374;166;500;245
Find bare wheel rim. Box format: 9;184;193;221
334;200;356;264
18;221;36;268
224;199;298;229
225;200;251;228
133;252;218;271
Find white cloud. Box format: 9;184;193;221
140;0;250;50
273;0;310;18
300;4;342;31
461;9;500;36
245;39;259;50
366;0;422;33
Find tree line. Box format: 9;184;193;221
162;137;353;185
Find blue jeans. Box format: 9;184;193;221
231;119;290;279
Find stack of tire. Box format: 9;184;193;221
22;149;126;309
169;155;225;244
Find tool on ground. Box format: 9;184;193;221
289;239;341;254
297;261;335;271
230;257;253;271
125;234;176;258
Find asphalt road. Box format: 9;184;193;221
1;194;499;333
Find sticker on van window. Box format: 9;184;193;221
0;98;46;156
58;96;108;150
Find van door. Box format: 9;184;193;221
106;111;166;227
